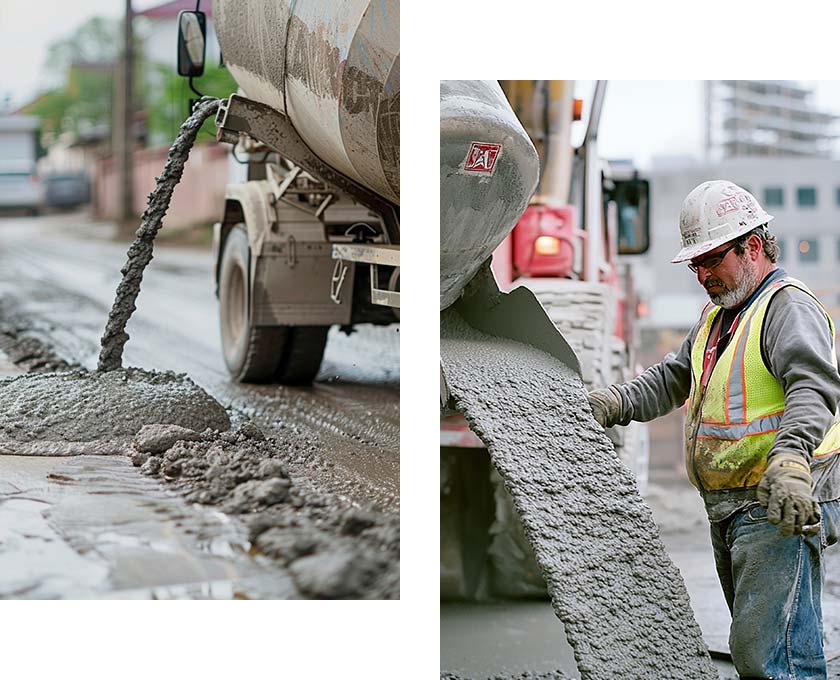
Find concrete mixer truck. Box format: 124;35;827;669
440;80;651;606
176;1;399;384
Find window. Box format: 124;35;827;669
777;238;786;262
798;239;819;263
797;187;817;207
764;187;784;207
835;187;840;206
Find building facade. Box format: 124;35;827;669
705;80;838;159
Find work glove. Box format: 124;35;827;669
587;386;623;429
756;452;821;537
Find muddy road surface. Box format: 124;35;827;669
0;212;399;598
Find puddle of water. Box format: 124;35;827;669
0;454;298;599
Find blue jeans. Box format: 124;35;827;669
710;499;840;679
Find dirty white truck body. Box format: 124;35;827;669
210;0;399;384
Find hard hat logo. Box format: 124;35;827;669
715;193;753;218
672;180;774;264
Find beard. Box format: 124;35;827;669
705;256;761;309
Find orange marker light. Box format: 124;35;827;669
573;99;583;122
534;235;561;256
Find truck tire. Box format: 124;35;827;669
275;326;329;385
219;225;285;382
219;225;330;385
484;278;647;597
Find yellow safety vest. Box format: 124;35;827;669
686;275;840;492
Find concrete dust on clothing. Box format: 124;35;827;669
440;308;716;679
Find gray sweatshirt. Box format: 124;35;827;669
613;269;840;521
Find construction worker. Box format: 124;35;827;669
588;180;840;680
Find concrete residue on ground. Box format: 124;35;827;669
0;301;80;374
130;422;399;599
440;307;716;679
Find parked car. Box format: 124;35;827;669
0;161;44;215
43;172;91;210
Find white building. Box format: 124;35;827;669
705;81;839;159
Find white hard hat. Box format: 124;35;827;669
672;180;774;263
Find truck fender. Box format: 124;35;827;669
214;180;274;290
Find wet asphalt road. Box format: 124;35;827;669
0;211;399;598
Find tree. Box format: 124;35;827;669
44;16;121;76
145;62;238;146
23;16;145;149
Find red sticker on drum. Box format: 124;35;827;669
462;142;502;175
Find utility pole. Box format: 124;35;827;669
116;0;134;229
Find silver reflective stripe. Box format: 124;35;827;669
698;413;782;440
727;330;749;422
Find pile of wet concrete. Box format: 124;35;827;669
0;303;399;598
130;422;399;599
440;307;716;679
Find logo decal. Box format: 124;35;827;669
462;142;502;175
715;192;753;218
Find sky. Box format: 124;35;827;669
0;0;165;108
574;80;840;169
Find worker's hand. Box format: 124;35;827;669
587;386;623;429
757;453;821;537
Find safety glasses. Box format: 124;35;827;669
688;242;738;274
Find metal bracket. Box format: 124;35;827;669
267;163;301;201
331;243;400;309
331;259;349;304
287;235;297;268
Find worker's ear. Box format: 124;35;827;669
747;234;762;260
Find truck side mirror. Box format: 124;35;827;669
609;178;650;256
177;11;206;77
